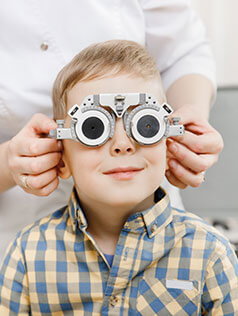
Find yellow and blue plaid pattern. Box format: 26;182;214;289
0;188;238;315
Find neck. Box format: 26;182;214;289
77;191;155;255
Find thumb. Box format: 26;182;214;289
27;113;58;135
172;105;204;126
171;106;209;135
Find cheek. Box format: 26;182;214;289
144;143;167;169
67;145;104;178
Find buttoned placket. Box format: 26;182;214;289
74;213;146;313
101;217;146;314
68;189;170;313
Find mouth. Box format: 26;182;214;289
103;167;144;180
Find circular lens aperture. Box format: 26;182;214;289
75;106;114;147
82;117;104;140
137;115;160;138
127;105;166;145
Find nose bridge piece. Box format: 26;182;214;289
99;93;141;119
114;94;125;118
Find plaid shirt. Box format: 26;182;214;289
0;188;238;315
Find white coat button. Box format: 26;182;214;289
40;42;49;51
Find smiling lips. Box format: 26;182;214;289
103;167;144;180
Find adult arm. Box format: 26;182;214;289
0;114;62;196
140;0;222;188
165;74;223;189
0;141;15;191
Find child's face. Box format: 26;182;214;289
60;74;167;211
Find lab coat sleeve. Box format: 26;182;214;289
139;0;216;92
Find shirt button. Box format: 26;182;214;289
109;295;119;307
40;42;49;51
151;223;158;233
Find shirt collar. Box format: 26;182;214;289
123;187;172;238
68;187;172;237
142;187;172;237
68;188;87;232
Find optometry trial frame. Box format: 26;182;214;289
49;93;184;146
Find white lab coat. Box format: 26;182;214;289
0;0;216;261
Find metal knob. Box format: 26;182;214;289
172;117;180;125
56;120;65;128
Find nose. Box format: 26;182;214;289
110;119;136;156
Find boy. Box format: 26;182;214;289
0;40;237;315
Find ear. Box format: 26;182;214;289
58;150;72;180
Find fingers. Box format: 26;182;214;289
25;168;58;190
167;159;205;188
9;148;61;197
171;105;224;155
13;152;62;175
6;114;62;197
165;169;187;189
15;137;62;157
10;115;61;157
23;176;60;197
171;104;205;125
166;131;219;188
170;130;224;155
26;113;58;134
167;140;218;173
167;106;224;189
16;157;61;197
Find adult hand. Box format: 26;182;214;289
166;105;224;189
7;113;62;196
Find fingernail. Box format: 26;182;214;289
170;143;178;153
49;122;57;129
170;160;177;169
58;141;62;149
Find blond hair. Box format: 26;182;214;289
52;40;165;119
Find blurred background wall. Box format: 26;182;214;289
190;0;238;86
181;1;238;220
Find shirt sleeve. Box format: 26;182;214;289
202;245;238;314
0;238;30;315
139;0;216;92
